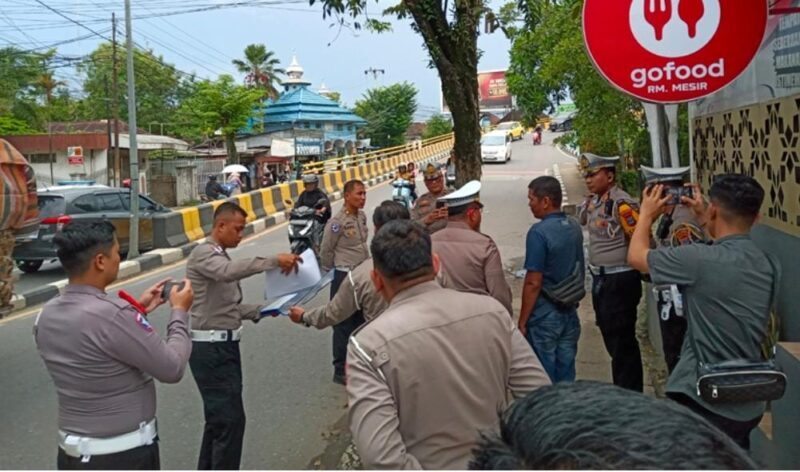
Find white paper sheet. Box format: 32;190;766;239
264;248;321;299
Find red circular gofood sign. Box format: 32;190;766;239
583;0;767;103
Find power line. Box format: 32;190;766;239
30;0;112;42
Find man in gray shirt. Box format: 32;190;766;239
628;174;777;450
35;221;194;469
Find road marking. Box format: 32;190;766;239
0;178;400;326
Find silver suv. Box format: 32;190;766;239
13;186;170;273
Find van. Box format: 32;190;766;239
480;131;512;164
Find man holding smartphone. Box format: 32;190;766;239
35;221;194;469
640;166;706;374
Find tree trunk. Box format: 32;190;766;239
405;0;483;187
442;72;482;186
225;132;239;164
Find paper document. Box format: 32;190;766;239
264;248;320;299
260;269;336;317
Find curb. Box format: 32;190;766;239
8;153;447;315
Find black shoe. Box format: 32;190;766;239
333;373;346;385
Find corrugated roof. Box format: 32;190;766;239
262;87;366;125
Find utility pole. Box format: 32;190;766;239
48;121;54;186
105;75;112;184
124;0;140;258
112;12;121;188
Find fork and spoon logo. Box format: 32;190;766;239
630;0;721;58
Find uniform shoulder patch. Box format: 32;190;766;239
331;222;341;233
671;222;705;247
134;312;154;332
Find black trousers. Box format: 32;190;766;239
57;443;159;470
658;308;688;374
591;270;644;392
189;341;245;470
331;269;365;377
669;392;763;450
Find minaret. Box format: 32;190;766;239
282;55;311;93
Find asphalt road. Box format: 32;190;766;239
0;131;577;470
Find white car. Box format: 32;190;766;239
481;131;512;164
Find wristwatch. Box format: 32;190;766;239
300;313;311;328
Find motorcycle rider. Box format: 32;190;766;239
205;175;227;200
295;174;331;224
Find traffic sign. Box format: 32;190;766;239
67;146;84;165
583;0;768;103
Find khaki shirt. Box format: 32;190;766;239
187;239;278;330
34;285;191;437
346;281;550;470
431;221;513;315
579;185;639;267
304;258;386;328
411;189;452;234
320;208;369;271
657;205;705;249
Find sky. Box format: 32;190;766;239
1;0;513;121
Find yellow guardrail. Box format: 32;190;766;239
301;133;454;174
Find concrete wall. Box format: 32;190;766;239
30;149;109;186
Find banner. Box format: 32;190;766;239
441;70;513;113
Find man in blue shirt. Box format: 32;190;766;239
519;176;585;382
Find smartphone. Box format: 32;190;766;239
161;281;186;302
435;201;446;210
663;186;694;206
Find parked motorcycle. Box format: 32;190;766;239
285;198;328;257
392;178;415;209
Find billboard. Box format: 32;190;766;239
441;70;513;113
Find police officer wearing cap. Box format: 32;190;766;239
319;179;370;384
288;200;411;329
432;181;513;315
295;173;332;223
411;163;452;233
640;166;706;373
578;153;644;392
35;221;194;469
186;202;300;470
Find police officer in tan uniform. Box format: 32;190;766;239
319;179;369;384
641;166;706;373
186;202;299;470
578;153;644;392
35;221;194;470
411;163;451;233
347;219;550;469
432;181;513;315
288;201;411;328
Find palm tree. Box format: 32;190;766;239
36;72;65;106
232;44;285;100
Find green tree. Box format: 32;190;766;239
507;0;643;160
35;72;65;106
310;0;486;185
422;114;453;139
78;43;186;132
176;75;263;163
324;91;342;103
0;116;37;135
232;44;285;100
0;47;53;130
354;82;417;148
